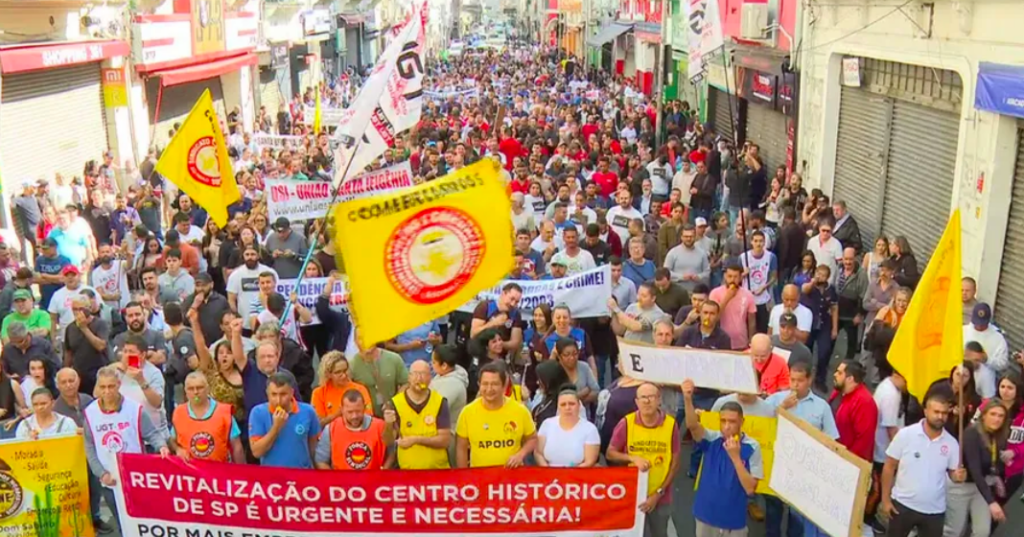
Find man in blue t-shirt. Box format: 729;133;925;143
682;379;764;535
248;372;320;469
47;208;89;267
34;237;71;310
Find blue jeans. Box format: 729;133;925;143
685;393;718;477
809;328;836;386
595;354;618;389
765;495;803;537
797;512;829;537
100;485;120;529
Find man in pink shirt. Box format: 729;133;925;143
708;264;756;350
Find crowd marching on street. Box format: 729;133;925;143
2;36;1022;537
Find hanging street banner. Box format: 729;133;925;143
252;133;307;150
266;162;414;221
0;435;96;537
458;265;612;318
112;455;647;537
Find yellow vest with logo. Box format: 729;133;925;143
392;390;450;469
625;412;675;495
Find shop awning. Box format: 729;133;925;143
151;53;258;87
586;23;633;48
976;62;1024;119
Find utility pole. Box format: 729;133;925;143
653;0;668;148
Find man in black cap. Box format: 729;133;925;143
963;302;1009;399
771;312;814;370
264;217;307;279
35;237;72;310
182;272;230;344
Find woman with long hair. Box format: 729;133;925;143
467;328;507;401
973;374;1024;505
187;308;244;423
310;351;372;426
135;236;163;273
18;357;57;402
530;359;574;426
889;235;920;289
927;364;981;442
297;260;331;358
202;218;226;292
544;305;597;373
862;236;890;282
791;250;817;288
550;337;599;406
944;399;1009;536
873;287;913;329
523;304;553;395
36;205;57;245
534;385;600;468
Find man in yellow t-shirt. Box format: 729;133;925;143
455;362;536;468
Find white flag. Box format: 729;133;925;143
332;3;427;187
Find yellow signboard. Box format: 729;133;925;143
101;68;127;108
697;411;777;496
0;435;95;537
191;0;225;55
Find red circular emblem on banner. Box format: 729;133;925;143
385;207;485;304
186;136;223;187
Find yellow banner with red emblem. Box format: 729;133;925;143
333;159;513;348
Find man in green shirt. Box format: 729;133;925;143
347;341;409;417
1;289;51;343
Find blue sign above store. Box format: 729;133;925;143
976;62;1024;119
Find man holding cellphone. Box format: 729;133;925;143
110;334;167;435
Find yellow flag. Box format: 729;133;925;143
154;89;240;227
313;84;322;135
887;210;963;400
333;159;513;347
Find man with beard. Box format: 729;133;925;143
113;301;169;414
182;273;230;344
226;245;277;336
314;389;395;470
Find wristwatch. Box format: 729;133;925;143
655;487;664;495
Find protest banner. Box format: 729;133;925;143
770;409;871;537
336;161;414;202
458;265;611;318
113;455;646;537
697;412;777;496
303;105;346;126
276;276;350;325
617;339;759;393
252;133;306;150
0;435;95;537
266;163;414;221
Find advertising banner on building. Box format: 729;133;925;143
0;435;96;537
113;455;647;537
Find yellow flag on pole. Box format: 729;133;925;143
154;89;239;227
313;84;323;135
886;210;964;400
333;159;513;348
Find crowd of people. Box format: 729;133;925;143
0;42;1021;537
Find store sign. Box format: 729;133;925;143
0;40;130;74
751;72;775;103
779;71;798;116
841;57;861;87
304;9;333;37
269;44;289;69
192;0;226;55
101;67;128;108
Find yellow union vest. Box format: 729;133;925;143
392;390;451;469
625;412;675;495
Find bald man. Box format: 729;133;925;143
53;368;93;429
768;284;812;342
390;360;452;470
750;333;790;395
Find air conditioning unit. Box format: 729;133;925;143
740;3;769;40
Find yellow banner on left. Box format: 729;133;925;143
0;435;95;537
154;88;240;227
333;159;513;348
697;411;777;496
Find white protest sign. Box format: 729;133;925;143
770;410;871;537
265;178;333;222
336;161;414;202
303;104;346;126
275;276;349;325
617;339;759;393
252;133;305;150
458;265;612;318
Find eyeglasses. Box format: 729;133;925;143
637;394;658;402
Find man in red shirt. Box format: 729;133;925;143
829;360;878;462
591;157;619;199
750;333;789;395
498;127;523;171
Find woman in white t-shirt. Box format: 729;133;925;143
15;389;76;440
535;386;601;467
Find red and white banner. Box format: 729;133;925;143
113;454;647;537
266;162;413;221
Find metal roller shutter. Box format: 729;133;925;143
832;87;890;244
993;128;1024;351
879;100;959;261
0;64;108;188
146;77;226;151
258;67;283;125
710;88;734;143
745;104;787;175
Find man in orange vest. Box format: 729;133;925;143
314;389;395;470
391;360;452;469
171;372;246;463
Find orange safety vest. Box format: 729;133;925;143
329;417;387;471
173;401;234;463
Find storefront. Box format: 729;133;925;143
830;57;962;260
705;61;739;143
302;8;333;83
633;22;661;96
338;13;367;71
0;40;129;191
132;5;258;150
258;44;290;123
735;66;798;175
586;22;631;75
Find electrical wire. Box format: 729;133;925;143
798;0;916;54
